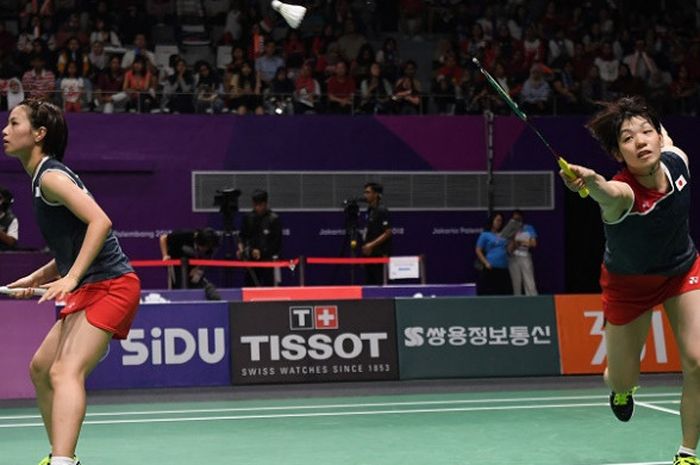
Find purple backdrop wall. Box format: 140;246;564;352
1;114;696;292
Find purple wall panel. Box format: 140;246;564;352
11;114;696;292
0;300;56;399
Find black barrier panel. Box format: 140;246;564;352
396;296;560;379
230;300;398;384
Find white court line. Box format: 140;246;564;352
637;401;680;416
0;402;626;428
598;462;666;465
0;392;681;421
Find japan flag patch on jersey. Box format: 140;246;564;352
676;175;688;191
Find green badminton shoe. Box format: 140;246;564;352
609;386;638;422
674;454;700;465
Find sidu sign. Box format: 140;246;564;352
87;302;231;390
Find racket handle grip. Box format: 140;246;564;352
557;157;590;198
0;286;47;297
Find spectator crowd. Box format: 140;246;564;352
0;0;697;115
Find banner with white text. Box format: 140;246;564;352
396;297;560;379
230;300;398;384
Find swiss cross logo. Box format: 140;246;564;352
315;306;339;329
676;175;687;191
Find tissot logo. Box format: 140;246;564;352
289;305;339;330
289;306;314;330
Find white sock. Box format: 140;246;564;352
678;446;696;457
50;457;75;465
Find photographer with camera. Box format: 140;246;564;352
362;182;392;285
0;186;18;251
237;189;282;287
159;228;220;297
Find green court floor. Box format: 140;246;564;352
0;386;684;465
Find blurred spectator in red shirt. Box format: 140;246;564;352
21;54;56;100
327;60;356;114
95;55;126;113
436;52;463;85
294;62;321;114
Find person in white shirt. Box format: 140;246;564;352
623;39;657;84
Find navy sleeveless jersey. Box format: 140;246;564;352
603;149;696;276
32;157;134;285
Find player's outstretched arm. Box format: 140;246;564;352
560;163;633;223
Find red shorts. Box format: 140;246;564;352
60;272;141;339
600;255;700;325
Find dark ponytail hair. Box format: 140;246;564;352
19;98;68;161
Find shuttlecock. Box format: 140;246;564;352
271;0;306;29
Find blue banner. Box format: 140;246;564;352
87;302;230;389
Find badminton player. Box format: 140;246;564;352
2;99;140;465
562;96;700;465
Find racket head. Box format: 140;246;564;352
472;58;528;121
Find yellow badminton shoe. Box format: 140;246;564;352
674;455;700;465
609;386;638;422
36;454;80;465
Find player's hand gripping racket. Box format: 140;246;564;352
0;286;47;297
472;58;589;198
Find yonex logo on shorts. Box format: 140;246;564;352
689;276;699;285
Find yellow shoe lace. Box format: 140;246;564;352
37;454;79;465
612;386;639;406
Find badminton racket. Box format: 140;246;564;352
0;286;47;297
472;57;589;198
